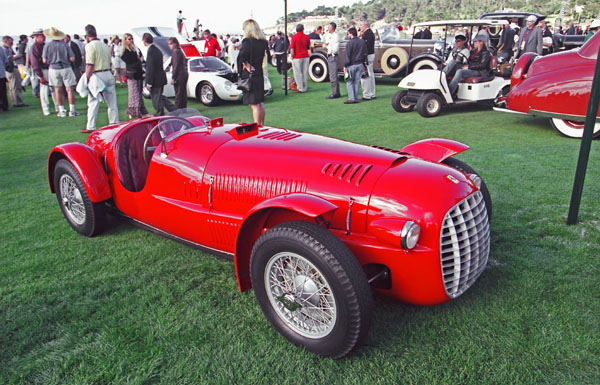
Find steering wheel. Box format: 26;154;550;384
142;117;195;165
457;52;469;64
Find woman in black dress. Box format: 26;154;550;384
237;19;268;125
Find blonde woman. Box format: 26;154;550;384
120;33;148;118
110;35;125;86
236;19;268;125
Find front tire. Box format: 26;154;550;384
442;157;493;220
250;221;373;359
417;92;443;118
549;118;600;139
391;90;415;113
54;159;105;237
197;82;220;106
308;56;328;83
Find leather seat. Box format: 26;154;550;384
116;122;158;192
463;56;497;84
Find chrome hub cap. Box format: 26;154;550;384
201;85;213;103
265;252;337;338
59;174;85;225
427;99;439;113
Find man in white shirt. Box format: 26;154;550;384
323;22;340;99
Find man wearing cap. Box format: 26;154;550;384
42;27;79;117
84;24;119;132
29;29;58;116
323;22;341;99
448;34;492;98
516;15;543;57
442;34;469;77
3;36;27;108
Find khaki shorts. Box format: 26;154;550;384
48;67;77;87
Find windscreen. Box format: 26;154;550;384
189;57;232;72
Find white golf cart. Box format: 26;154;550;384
392;20;511;118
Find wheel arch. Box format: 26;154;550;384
48;143;112;202
234;193;338;292
399;138;470;163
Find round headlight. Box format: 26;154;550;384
224;81;232;90
401;221;420;249
468;174;482;189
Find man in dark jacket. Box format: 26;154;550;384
497;23;516;62
168;37;188;109
65;34;82;81
448;34;492;97
143;33;175;115
272;32;288;75
343;27;367;104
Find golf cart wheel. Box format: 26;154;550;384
250;221;373;359
308;56;328;83
412;58;439;72
197;82;220;106
417;92;443;118
54;159;106;237
391;90;414;113
549;119;600;139
442;157;493;220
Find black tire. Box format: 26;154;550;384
416;92;443;118
442;157;492;220
308;56;328;83
54;159;106;237
250;221;373;359
197;82;220;106
391;90;415;113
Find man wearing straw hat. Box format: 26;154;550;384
83;24;119;133
42;27;79;117
29;28;58;116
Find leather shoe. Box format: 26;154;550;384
79;129;95;133
326;94;340;99
344;99;358;104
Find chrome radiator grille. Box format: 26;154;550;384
440;191;490;298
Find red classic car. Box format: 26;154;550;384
500;31;600;138
48;112;492;358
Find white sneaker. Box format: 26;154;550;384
57;111;67;117
69;111;80;117
43;111;51;116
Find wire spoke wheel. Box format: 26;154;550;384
59;174;86;225
265;252;337;338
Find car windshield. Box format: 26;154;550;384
189;57;232;72
158;109;211;142
377;24;409;41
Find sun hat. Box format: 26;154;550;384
473;34;488;43
31;28;44;37
44;27;65;40
526;15;537;22
590;19;600;30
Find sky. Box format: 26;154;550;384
0;0;360;36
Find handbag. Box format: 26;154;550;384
237;68;253;92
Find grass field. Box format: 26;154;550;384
1;68;599;384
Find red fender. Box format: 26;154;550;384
48;143;112;202
234;193;338;292
510;52;537;89
399;138;469;163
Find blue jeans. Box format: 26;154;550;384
449;68;481;95
346;64;363;101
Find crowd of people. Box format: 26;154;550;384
2;14;599;129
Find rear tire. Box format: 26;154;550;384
442;157;492;220
250;221;373;359
54;159;105;237
417;92;443;118
549;118;600;139
308;56;328;83
391;90;415;113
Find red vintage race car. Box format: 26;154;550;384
48;111;492;358
498;31;600;139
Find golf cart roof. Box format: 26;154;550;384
412;19;508;28
481;12;545;21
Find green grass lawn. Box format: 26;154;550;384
1;68;599;384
